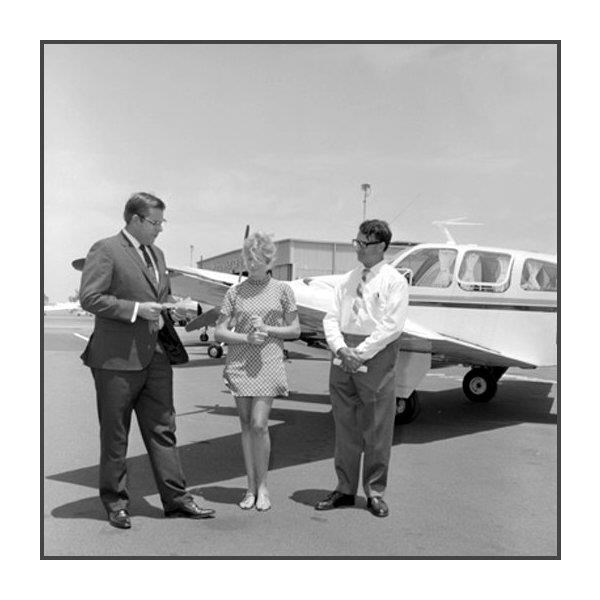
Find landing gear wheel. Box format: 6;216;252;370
283;349;289;359
199;332;209;342
395;391;420;424
463;368;498;402
207;344;223;359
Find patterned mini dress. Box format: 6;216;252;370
220;276;297;397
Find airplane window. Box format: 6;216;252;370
458;251;512;292
521;259;557;292
396;248;457;287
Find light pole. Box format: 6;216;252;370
361;183;371;221
190;244;194;267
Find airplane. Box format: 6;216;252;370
43;300;87;315
72;223;557;424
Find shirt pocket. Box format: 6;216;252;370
367;289;386;313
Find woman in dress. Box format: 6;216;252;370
215;232;301;511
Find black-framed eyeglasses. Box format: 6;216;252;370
352;238;382;249
138;215;167;227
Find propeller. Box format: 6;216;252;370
239;224;250;282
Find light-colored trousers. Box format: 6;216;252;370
330;334;399;498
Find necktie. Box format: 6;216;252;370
352;268;370;316
140;245;157;283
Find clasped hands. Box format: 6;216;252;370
337;347;365;373
247;315;268;345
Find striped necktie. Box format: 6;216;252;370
140;245;157;283
352;268;370;316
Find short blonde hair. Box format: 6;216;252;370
242;231;276;267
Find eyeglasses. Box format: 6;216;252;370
139;215;167;227
352;238;382;249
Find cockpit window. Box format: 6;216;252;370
521;259;557;292
395;248;457;288
457;251;512;292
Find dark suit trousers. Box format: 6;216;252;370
92;349;190;513
329;336;399;498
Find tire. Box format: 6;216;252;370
462;368;498;402
208;344;223;359
199;332;209;342
395;391;420;425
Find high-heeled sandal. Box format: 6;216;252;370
238;491;256;510
255;493;271;512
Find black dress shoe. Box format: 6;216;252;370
315;491;355;511
108;509;131;529
367;497;389;518
164;500;215;519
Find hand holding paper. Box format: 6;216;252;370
170;298;198;320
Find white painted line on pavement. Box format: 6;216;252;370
503;374;557;384
73;333;89;341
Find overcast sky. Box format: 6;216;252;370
44;42;557;301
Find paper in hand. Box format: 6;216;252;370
333;358;368;373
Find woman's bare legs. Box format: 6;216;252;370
235;396;256;509
251;397;274;511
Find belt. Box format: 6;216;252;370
342;332;369;348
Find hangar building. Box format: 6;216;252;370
197;239;415;281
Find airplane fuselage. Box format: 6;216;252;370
291;242;557;368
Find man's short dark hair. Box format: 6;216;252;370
359;219;392;251
123;192;166;223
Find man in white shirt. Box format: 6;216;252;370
316;219;408;518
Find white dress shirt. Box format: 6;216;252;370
323;259;409;361
121;228;159;323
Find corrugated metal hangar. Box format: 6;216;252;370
197;239;415;281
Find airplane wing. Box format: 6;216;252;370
168;266;239;307
167;268;335;337
288;277;340;338
296;304;331;334
399;320;537;369
73;259;238;307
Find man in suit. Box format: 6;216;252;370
80;192;214;529
315;219;408;518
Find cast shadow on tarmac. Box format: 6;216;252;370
48;378;555;522
182;485;362;509
50;493;166;521
289;489;369;510
169;348;328;370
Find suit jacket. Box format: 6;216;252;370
79;231;171;371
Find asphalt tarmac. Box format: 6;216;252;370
43;314;558;557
